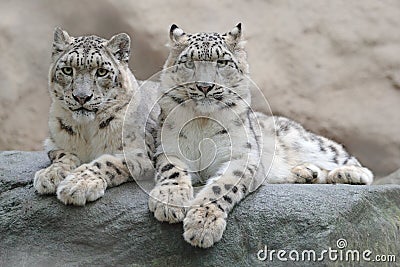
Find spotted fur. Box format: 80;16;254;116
34;28;159;205
149;24;374;248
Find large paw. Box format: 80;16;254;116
183;204;227;248
33;163;70;194
57;169;106;206
327;166;373;185
291;163;322;184
148;184;193;223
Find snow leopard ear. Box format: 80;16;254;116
106;33;131;63
224;23;243;49
169;24;187;44
52;27;72;58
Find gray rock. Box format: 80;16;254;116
374;168;400;185
1;151;399;267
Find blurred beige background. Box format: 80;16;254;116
0;0;399;177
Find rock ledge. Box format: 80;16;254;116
0;151;399;266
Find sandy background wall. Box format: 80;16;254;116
0;0;399;177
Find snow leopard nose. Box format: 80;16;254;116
72;92;93;105
196;82;215;94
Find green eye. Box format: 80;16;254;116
61;67;73;76
184;60;195;69
96;68;109;77
216;59;229;68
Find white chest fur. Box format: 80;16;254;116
48;104;122;163
158;102;252;179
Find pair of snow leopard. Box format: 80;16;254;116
34;24;373;248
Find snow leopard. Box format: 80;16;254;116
33;28;159;205
148;23;373;248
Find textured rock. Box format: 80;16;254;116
374;168;400;185
1;151;399;266
0;1;399;178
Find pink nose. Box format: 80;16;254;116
72;93;93;105
196;83;214;94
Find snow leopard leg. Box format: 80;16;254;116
148;154;193;223
326;157;373;185
57;149;152;205
291;160;373;185
269;116;373;185
34;149;80;194
183;159;255;248
290;163;329;184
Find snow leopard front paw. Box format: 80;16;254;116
291;163;322;184
148;184;193;223
34;162;71;194
183;204;227;248
327;166;373;185
57;167;107;206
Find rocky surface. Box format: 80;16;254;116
374;168;400;185
1;151;399;266
0;1;399;178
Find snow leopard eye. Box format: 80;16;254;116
61;67;73;76
184;60;195;69
216;59;229;68
96;68;109;77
